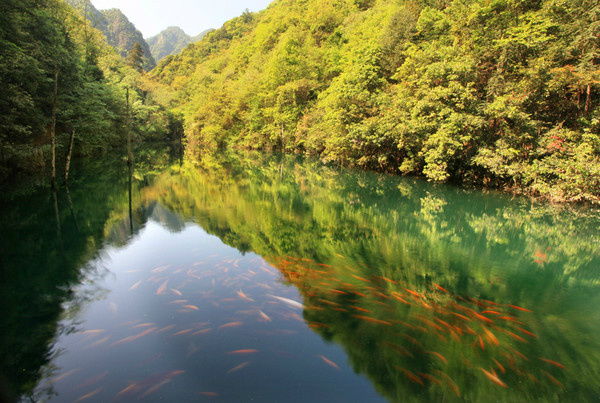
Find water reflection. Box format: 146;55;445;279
1;149;599;402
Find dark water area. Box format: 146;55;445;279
1;146;599;402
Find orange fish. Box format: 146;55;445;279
480;368;508;388
132;323;156;329
182;305;199;311
350;305;371;313
227;361;250;374
172;329;193;336
117;383;140;396
192;328;212;335
171;288;183;296
404;288;422;298
258;310;272;322
199;392;219;397
219;321;243;329
398;368;424;385
450;312;470;321
129;281;143;291
156;280;169;295
353;315;392;326
351;275;369;282
472;312;493;323
517;327;537;338
427;351;447;364
504;330;527;343
483;328;499;345
507;304;532;312
80;329;105;335
436;371;460;396
539;358;565;369
493;359;505;374
432;283;449;293
75;388;102;402
419;372;441;385
228;349;258;354
318;355;340;370
111;328;157;346
481;310;502;315
542;370;563;387
237;290;254;302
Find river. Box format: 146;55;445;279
1;146;599;402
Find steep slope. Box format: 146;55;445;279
65;0;155;70
147;27;214;62
150;0;600;203
101;9;156;70
0;0;172;180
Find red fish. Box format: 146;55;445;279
493;359;505;374
219;321;243;329
517;327;537;338
75;388;102;402
227;362;250;374
507;304;532;312
228;349;258;354
155;280;168;295
480;368;508;388
404;288;422;298
111;328;157;346
398;368;424;385
432;283;449;293
353;315;392;326
539;358;565;369
472;312;493;323
318;355;340;370
427;351;447;364
199;392;219;397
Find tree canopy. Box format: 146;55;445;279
150;0;600;203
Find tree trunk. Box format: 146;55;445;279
128;162;134;235
50;69;59;188
126;87;133;166
585;83;591;113
64;130;75;183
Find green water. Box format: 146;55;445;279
1;148;599;402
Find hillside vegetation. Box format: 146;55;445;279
147;27;213;62
0;0;174;180
150;0;600;203
66;0;156;70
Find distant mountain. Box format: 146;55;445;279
65;0;156;70
147;27;213;62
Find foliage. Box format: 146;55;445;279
0;0;174;181
151;0;600;203
66;0;156;70
147;26;212;63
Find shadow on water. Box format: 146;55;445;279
1;148;599;402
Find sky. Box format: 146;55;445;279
91;0;272;38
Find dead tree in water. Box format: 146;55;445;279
126;87;133;166
50;69;59;188
64;129;76;183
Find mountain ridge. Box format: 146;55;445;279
65;0;156;70
147;27;213;62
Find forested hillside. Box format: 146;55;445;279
151;0;600;203
147;27;212;62
0;0;173;181
66;0;156;70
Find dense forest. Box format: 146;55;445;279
0;0;176;183
66;0;156;70
150;0;599;203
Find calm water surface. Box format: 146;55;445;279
1;148;599;402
